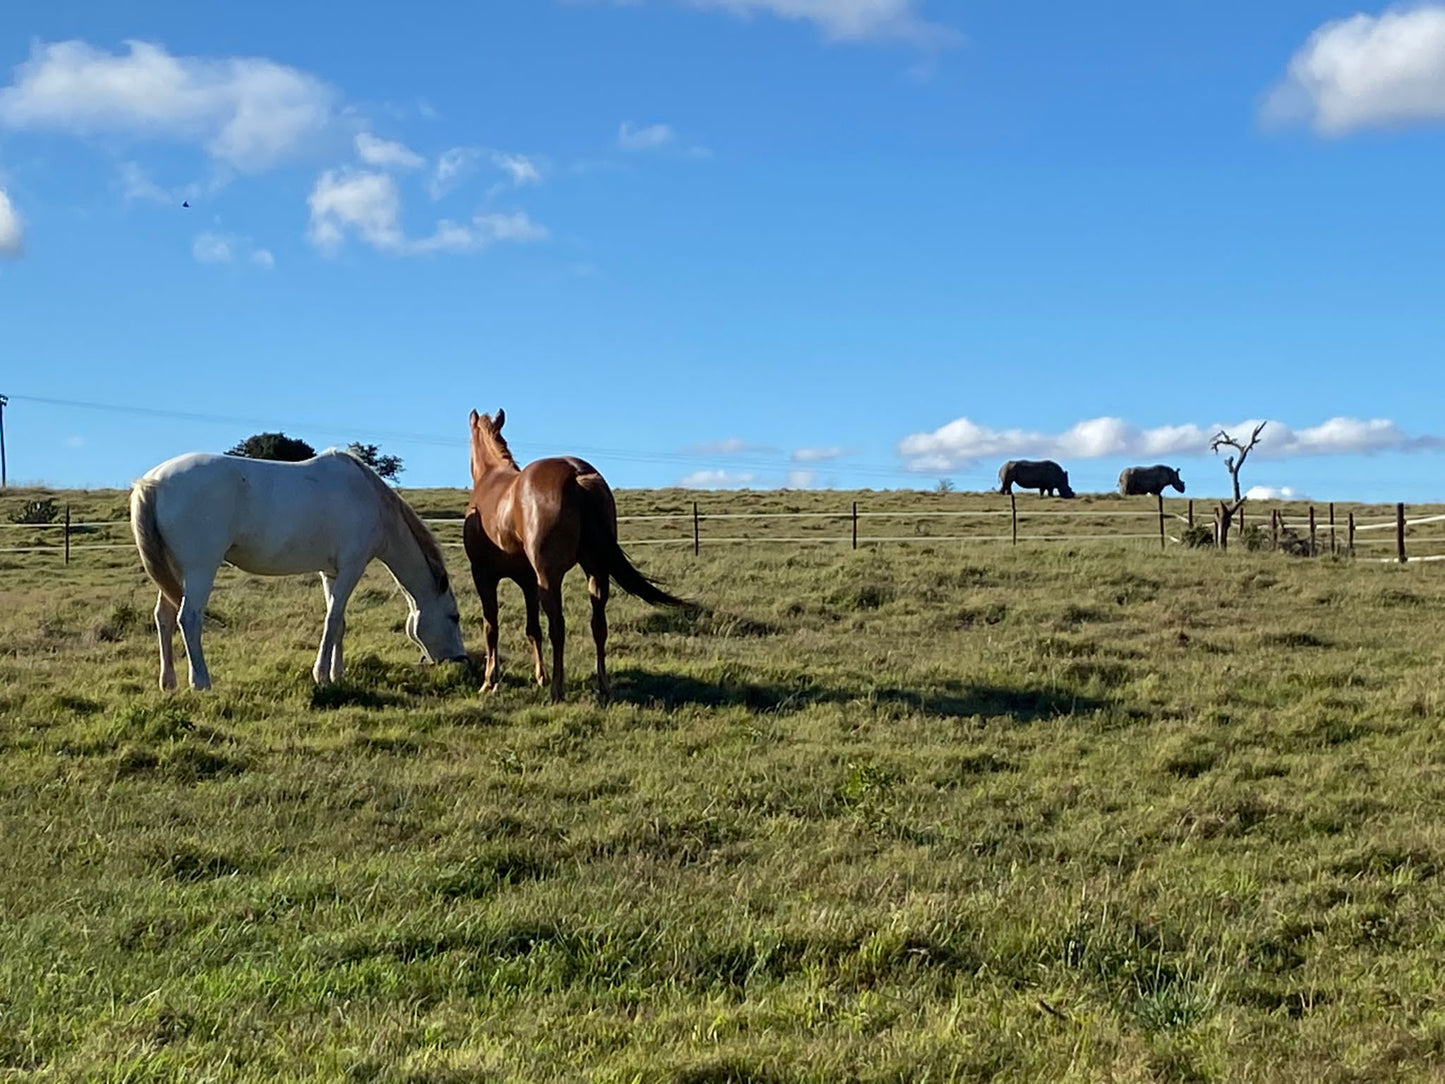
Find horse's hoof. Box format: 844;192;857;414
480;682;497;694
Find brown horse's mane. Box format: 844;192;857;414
478;417;519;470
340;452;451;593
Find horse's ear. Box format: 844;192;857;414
494;408;505;432
469;409;480;427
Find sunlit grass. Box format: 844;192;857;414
2;484;1445;1080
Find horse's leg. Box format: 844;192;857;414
154;591;179;691
537;570;566;703
315;565;363;686
176;568;217;691
474;574;501;692
313;573;336;684
520;579;547;688
587;570;610;702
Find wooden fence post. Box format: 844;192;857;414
1271;509;1279;550
1157;493;1165;550
692;501;700;557
1010;492;1017;546
1309;506;1317;557
1187;499;1194;528
1397;502;1406;563
1328;502;1336;555
851;501;858;550
64;504;71;566
1348;512;1355;557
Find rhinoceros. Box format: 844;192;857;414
998;460;1075;498
1118;465;1185;496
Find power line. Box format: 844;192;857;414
6;391;960;485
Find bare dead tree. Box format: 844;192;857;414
1210;421;1267;503
1215;498;1247;550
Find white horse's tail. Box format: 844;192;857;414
130;480;184;605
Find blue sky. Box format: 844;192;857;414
1;1;1443;500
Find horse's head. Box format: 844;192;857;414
406;587;468;665
469;408;514;483
1059;472;1077;499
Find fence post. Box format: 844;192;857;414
64;504;71;566
1157;493;1165;550
851;501;858;550
1348;512;1355;557
1271;509;1279;550
1328;502;1336;556
1010;492;1017;546
692;501;700;557
1187;499;1194;528
1397;502;1406;563
1309;506;1317;557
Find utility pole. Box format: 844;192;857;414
0;394;8;488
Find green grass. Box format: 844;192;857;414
3;485;1445;1080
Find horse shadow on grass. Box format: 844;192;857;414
608;668;1109;722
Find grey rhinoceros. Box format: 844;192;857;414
998;460;1075;498
1118;465;1185;496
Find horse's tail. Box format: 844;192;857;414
576;474;696;610
130;480;184;606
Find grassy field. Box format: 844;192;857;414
3;483;1445;1081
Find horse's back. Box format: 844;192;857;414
144;452;382;575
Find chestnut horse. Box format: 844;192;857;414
463;409;692;701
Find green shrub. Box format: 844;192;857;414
10;498;58;525
1180;524;1214;548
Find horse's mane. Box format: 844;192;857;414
336;451;451;593
479;421;519;470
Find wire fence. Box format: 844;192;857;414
5;494;1445;564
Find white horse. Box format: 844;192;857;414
129;450;468;691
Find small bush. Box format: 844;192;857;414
1180;524;1214;548
1240;525;1271;552
10;498;59;525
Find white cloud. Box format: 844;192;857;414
407;211;550;254
618;121;675;151
898;415;1445;471
474;211;548;243
1263;5;1445;134
0;187;22;257
786;469;819;488
119;161;193;204
791;445;847;462
680;469;758;488
429;146;481;199
1246;486;1310;502
308;169;403;252
685;437;777;455
0;40;336;170
492;151;541;187
192;230;273;268
309;168;547;255
679;0;957;46
192;231;233;263
355;131;423;169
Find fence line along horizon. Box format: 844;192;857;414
5;490;1443;564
